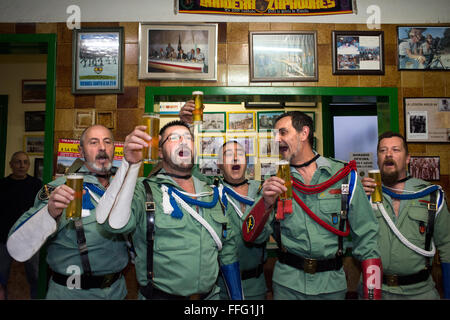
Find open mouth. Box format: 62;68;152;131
279;145;289;153
178;149;191;157
232;164;241;171
383;160;396;168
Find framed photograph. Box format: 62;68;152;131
138;23;217;80
198;135;225;156
227;111;256;132
199;157;221;176
22;80;46;103
409;156;440;181
257;111;283;132
72;27;124;94
160;102;182;115
24;135;44;155
258;136;278;158
200;112;226;132
332;31;385;75
404;97;450;143
260;159;277;178
34;158;44;181
397;26;450;70
226;136;256;156
24;111;46;132
249;31;318;82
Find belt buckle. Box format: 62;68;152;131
189;293;203;300
146;201;155;212
100;273;116;289
428;203;437;211
303;258;318;274
385;274;399;287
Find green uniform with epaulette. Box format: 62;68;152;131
7;166;129;299
249;156;380;299
370;178;450;299
99;166;239;299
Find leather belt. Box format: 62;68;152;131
139;285;212;300
51;270;122;290
277;250;342;274
241;263;264;280
383;268;430;287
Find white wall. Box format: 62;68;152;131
0;0;448;24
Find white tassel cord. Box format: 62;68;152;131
376;202;436;257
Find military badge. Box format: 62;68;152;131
38;184;56;201
246;215;255;233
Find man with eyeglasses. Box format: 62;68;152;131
96;120;243;300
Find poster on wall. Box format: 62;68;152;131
404;97;450;143
176;0;355;16
55;139;124;177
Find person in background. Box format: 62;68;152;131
362;131;450;299
0;151;42;299
7;125;129;299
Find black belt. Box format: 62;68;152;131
383;268;430;287
139;285;212;300
51;270;122;290
277;250;342;274
241;263;264;280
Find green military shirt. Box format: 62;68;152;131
8;167;129;299
373;178;450;296
102;171;239;297
253;156;380;295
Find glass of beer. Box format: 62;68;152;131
142;112;160;164
368;169;382;203
192;91;203;123
65;174;84;220
276;160;293;200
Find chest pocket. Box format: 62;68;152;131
318;192;342;227
154;210;188;251
406;205;429;242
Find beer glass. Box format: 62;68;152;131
192;91;203;123
277;160;293;200
142;112;160;164
368;169;382;203
65;174;84;220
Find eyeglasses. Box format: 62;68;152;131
160;132;193;146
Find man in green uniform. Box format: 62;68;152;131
96;120;243;300
181;101;268;299
7;125;129;299
242;111;382;300
362;131;450;299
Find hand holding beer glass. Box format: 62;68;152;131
142;112;160;164
65;174;84;220
368;169;382;203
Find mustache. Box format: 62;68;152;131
95;150;111;160
383;158;396;166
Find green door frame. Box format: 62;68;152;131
0;33;57;184
0;33;57;299
145;86;399;153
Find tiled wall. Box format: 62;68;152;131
1;21;449;194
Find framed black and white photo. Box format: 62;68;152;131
409;156;440;181
198;135;225;156
200;112;226;132
332;31;384;75
404;97;450;143
227;111;256;132
139;23;217;80
72;27;124;94
25;111;46;132
250;31;318;82
397;26;450;70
